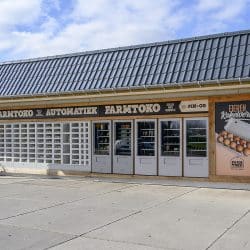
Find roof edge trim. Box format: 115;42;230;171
0;77;249;100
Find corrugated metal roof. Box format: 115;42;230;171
0;30;250;97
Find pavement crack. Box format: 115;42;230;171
45;188;198;250
0;200;78;222
82;210;142;236
0;184;136;221
205;209;250;250
45;210;142;250
82;236;173;250
143;187;198;211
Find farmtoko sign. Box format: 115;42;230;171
0;100;208;120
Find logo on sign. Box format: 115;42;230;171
164;103;176;112
179;100;208;113
36;110;44;117
230;157;244;170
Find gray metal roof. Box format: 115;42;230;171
0;30;250;97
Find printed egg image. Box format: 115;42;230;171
219;119;250;157
243;148;250;156
223;138;231;146
240;139;247;147
217;136;224;143
221;131;228;138
230;141;237;150
234;136;241;144
227;133;234;140
236;145;244;153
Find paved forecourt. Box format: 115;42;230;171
0;175;250;250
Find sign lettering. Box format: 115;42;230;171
0;100;208;120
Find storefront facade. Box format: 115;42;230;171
0;30;250;182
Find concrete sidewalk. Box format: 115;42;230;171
0;175;249;250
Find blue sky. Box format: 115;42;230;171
0;0;250;62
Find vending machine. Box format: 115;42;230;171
92;121;112;173
135;119;157;175
184;118;208;177
159;119;182;176
113;120;133;174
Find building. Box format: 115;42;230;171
0;30;250;182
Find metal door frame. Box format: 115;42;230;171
92;120;112;173
158;118;182;176
113;119;133;174
183;117;209;177
135;118;157;175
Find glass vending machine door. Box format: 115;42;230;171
113;121;133;174
135;120;157;175
94;122;110;155
159;119;182;176
184;118;208;177
92;121;112;173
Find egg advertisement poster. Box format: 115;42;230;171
215;100;250;176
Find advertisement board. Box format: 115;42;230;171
0;100;208;120
215;101;250;176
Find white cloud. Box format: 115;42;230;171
193;0;250;34
0;0;43;57
70;0;186;46
212;0;248;20
47;0;61;11
196;0;222;11
196;0;249;20
40;16;60;35
0;0;249;61
0;0;42;29
2;0;187;59
72;0;109;19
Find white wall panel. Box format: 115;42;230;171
0;122;91;172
